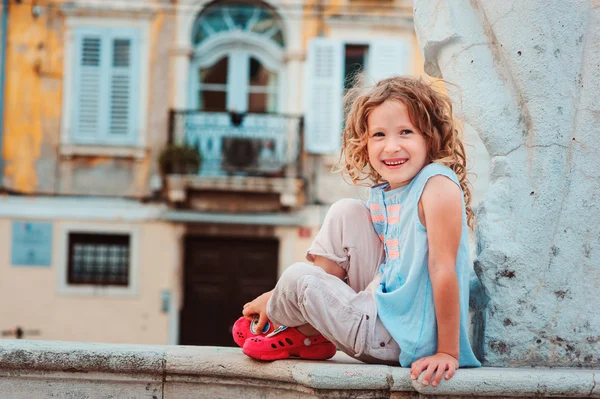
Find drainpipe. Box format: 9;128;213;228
0;0;8;186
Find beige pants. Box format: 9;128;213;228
266;199;401;365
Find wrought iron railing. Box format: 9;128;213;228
168;110;303;178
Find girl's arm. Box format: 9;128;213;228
410;175;463;386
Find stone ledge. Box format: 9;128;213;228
0;340;598;398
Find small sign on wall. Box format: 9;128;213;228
11;221;53;267
161;290;171;313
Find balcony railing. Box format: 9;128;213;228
168;110;303;178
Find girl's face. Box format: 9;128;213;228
367;100;429;190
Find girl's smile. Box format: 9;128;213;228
382;158;408;168
367;100;429;189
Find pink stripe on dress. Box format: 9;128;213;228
371;214;385;223
388;249;400;259
388;216;400;224
386;239;399;248
387;204;401;214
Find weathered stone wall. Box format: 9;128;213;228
414;0;600;367
2;1;174;197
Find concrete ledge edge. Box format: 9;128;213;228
0;341;598;397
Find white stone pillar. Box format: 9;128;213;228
171;44;192;110
414;0;600;367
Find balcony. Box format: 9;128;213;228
164;110;305;213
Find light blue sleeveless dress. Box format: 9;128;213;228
368;162;481;367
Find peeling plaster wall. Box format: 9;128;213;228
2;0;174;197
2;0;64;193
414;0;600;367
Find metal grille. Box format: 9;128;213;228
67;233;130;286
169;110;302;177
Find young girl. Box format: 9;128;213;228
233;76;481;386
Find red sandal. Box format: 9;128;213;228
242;326;337;361
232;315;275;347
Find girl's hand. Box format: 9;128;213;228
410;353;459;387
242;290;273;333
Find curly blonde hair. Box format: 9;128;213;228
339;76;475;228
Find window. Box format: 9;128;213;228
342;45;369;125
198;57;229;110
248;56;278;113
189;3;284;113
63;19;149;148
194;54;279;113
304;38;411;154
71;27;140;145
67;233;130;286
344;44;369;91
191;3;285;48
57;223;140;297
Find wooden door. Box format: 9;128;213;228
179;236;278;346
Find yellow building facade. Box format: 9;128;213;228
0;0;437;345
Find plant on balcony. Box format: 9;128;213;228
158;144;201;175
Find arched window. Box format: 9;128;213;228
191;3;285;48
189;2;284;113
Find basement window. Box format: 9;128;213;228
67;232;130;286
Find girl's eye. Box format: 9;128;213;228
373;132;385;137
400;129;413;135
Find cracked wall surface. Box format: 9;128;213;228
2;1;173;197
413;0;600;367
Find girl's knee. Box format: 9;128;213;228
325;199;371;228
328;198;368;219
278;263;322;289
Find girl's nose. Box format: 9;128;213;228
384;138;402;153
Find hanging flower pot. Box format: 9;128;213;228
158;144;202;175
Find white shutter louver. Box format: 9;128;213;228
304;38;344;154
367;39;411;84
75;34;103;138
109;38;133;137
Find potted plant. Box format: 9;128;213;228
159;144;201;175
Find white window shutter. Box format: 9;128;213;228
71;27;140;145
304;38;344;154
72;28;106;141
366;39;411;84
107;28;140;144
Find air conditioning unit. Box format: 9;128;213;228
221;137;283;175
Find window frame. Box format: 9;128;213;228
343;43;370;91
188;32;285;113
60;17;150;150
192;50;280;113
67;232;131;287
304;37;411;155
57;223;140;297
